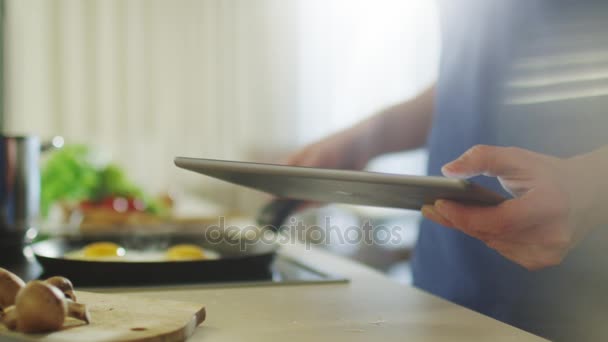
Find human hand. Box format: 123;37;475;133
284;127;372;170
421;145;603;270
276;127;374;213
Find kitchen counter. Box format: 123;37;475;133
93;243;545;342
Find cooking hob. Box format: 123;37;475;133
4;251;348;288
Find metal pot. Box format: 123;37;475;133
0;135;63;261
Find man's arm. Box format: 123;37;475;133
286;85;435;169
353;85;435;162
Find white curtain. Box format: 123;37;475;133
5;0;439;213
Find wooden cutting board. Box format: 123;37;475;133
0;291;206;342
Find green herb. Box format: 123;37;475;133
41;144;166;217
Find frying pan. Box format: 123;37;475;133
31;232;278;286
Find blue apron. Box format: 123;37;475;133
412;1;608;340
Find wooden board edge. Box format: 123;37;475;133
127;305;206;342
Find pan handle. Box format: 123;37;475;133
256;199;303;232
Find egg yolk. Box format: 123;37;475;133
83;242;125;259
166;244;206;261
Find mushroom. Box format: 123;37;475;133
11;281;90;333
44;276;77;302
1;306;17;330
0;268;25;312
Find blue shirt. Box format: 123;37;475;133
412;1;608;340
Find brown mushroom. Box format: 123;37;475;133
12;281;90;333
0;306;17;330
44;276;77;302
0;268;25;311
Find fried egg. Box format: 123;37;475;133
64;242;217;262
63;241;126;261
166;244;206;261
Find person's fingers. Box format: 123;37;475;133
498;222;573;248
485;239;566;270
283;146;321;167
421;205;454;227
483;239;527;266
441;145;530;179
435;184;571;240
433;199;525;238
282;149;311;166
295;201;322;211
433;188;565;237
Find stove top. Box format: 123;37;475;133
4;253;348;288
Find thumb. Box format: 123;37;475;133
442;145;522;179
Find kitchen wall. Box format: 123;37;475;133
4;0;439;214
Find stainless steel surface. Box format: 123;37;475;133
0;136;40;235
0;135;63;260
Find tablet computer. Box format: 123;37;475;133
174;157;505;210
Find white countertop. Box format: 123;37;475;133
95;243;545;341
